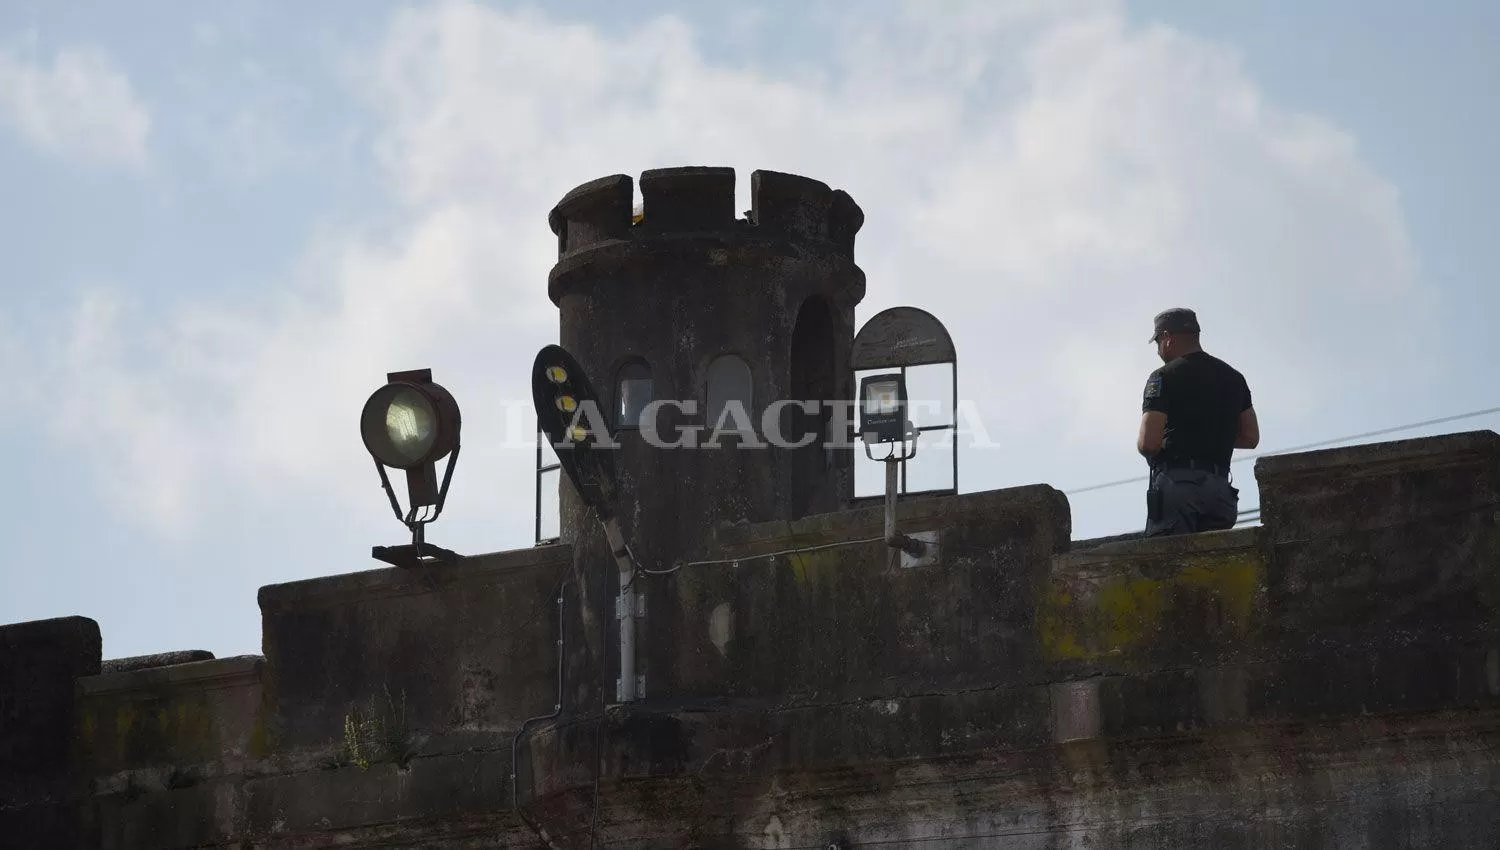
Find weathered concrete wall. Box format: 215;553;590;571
44;546;577;848
3;432;1499;848
80;655;266;848
512;431;1500;847
651;483;1070;702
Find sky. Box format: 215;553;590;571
1;0;1497;660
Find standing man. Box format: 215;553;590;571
1137;308;1259;536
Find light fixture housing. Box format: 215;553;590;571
361;367;463;568
532;344;619;518
360;371;461;469
859;373;909;444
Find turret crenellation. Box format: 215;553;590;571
638;166;736;233
829;189;864;258
547;173;633;256
749;169;832;242
546;166;864;262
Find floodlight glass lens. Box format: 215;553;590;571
865;381;900;414
546;366;569;384
556;395;578;412
384;387;436;461
569;425;588;441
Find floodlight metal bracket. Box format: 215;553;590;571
371;542;462;569
861;424;933;562
371;443;464;568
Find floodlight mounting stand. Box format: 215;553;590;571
601;513;644;703
371;444;463;569
864;425;928;558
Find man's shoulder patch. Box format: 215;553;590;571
1144;373;1163;399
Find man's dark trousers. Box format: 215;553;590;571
1144;466;1238;536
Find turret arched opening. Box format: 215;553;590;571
789;295;837;516
614;358;653;430
705;354;754;445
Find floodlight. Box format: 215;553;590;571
361;377;460;468
361;367;462;568
855;371;929;562
859;373;909;445
531;344;619;518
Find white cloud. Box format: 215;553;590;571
23;0;1435;547
0;41;150;167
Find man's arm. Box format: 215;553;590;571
1138;371;1168;459
1138;411;1166;457
1236;406;1259;449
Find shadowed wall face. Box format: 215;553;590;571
0;616;101;846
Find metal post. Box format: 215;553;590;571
884;456;900;547
534;429;543;544
950;364;959;493
603;516;638;702
899;365;908;495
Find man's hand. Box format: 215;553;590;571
1137;411;1166;458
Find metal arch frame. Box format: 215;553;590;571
535;428;562;545
850;306;959;500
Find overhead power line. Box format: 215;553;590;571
1065;404;1500;496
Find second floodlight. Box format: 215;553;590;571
859;373;909;445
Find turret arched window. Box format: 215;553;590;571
705;354;754;440
615;359;653;430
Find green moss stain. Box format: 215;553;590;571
115;703;138;737
249;712;269;759
1040;551;1263;661
101;695;219;763
78;709;96;744
789;547;837;589
1177;554;1260;626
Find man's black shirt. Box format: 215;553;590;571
1141;351;1251;471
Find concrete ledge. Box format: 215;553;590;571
256;543;571;612
80;655;263;696
710;484;1070;555
101;651;215;674
1060;525;1259;566
1255;429;1499;478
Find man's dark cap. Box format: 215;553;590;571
1150;307;1200;342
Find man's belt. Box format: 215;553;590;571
1155;459;1229;477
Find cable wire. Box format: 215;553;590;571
1064;404;1500;496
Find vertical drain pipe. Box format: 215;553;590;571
511;583;566;811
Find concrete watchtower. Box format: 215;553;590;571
546;166;866;579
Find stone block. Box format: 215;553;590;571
256;545;572;754
1255;430;1500;652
